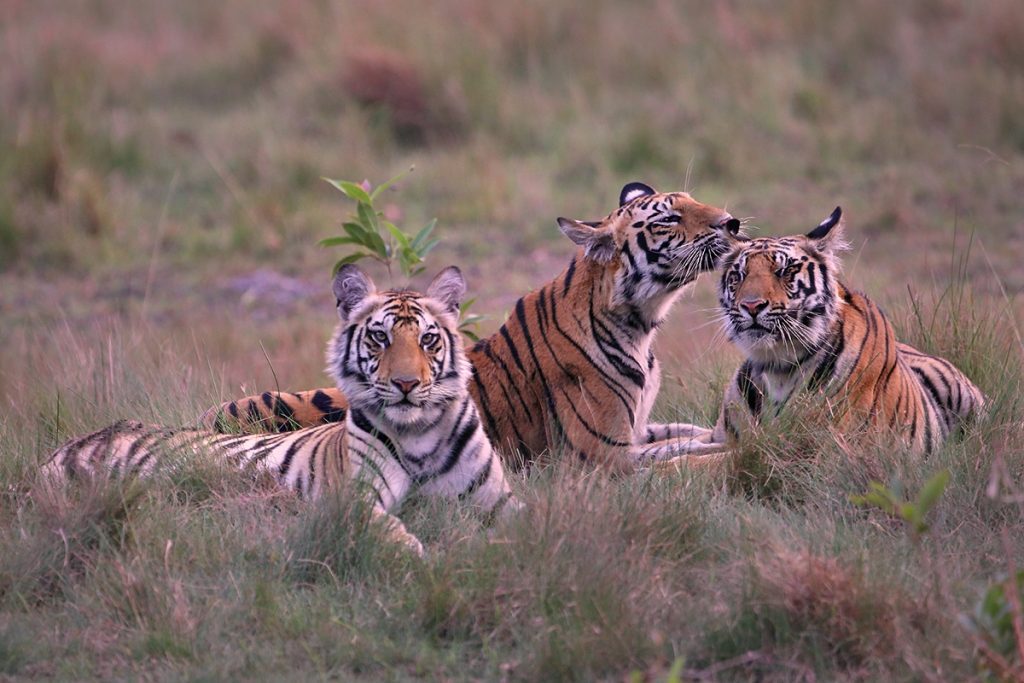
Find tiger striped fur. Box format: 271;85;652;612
200;182;741;472
660;207;985;463
43;266;518;555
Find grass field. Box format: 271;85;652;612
1;0;1023;679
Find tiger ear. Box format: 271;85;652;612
805;206;849;254
426;265;467;313
332;264;376;320
557;218;617;264
619;181;656;206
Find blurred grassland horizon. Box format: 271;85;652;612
0;1;1023;680
1;0;1021;395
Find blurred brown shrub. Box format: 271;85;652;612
342;48;466;145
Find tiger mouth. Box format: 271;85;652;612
388;398;421;408
735;320;778;339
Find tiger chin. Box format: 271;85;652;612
660;206;985;467
42;266;520;556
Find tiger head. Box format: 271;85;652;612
556;182;740;323
325;265;471;428
719;207;849;366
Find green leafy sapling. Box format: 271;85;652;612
849;468;950;537
319;168;483;339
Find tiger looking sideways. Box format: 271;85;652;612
200;182;742;473
43;266;518;556
660;206;985;463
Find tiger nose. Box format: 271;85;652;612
715;216;741;235
392;378;420;395
740;298;768;316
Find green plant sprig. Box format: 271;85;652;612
319;168;484;339
319;167;439;280
849;468;950;537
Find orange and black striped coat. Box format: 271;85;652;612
201;183;740;472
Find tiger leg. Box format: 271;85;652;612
643;422;715;443
649;448;733;475
371;506;424;556
638;361;763;468
466;453;523;523
633;431;729;462
631;356;713;442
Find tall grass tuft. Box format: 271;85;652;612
284;485;416;586
0;479;145;607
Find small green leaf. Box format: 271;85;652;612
357;201;379;232
916;469;950;514
369;166;414;201
383;221;411;249
899;502;918;523
323;177;372;204
417;237;441;258
665;657;687;683
366;231;388;259
411;218;437;250
332;252;370;273
342;222;371;243
318;236;361;247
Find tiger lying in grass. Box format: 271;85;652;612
200;182;741;473
660;207;985;465
43;266;519;555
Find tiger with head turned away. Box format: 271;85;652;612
43;266;518;556
656;206;985;468
200;182;742;473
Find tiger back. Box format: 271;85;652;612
201;182;741;471
43;266;518;555
669;207;985;459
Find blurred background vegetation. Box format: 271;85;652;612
1;0;1022;408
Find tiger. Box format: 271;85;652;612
200;182;741;473
657;206;986;465
42;266;519;556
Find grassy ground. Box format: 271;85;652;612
2;0;1023;679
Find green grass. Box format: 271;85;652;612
1;285;1022;680
2;0;1024;679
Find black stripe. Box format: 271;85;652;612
736;361;763;417
536;286;636;424
589;303;645;389
470;364;502;442
483;492;513;524
480;343;533;417
459;457;494;501
311;390;346;423
246;401;264;428
436;410;479;477
277;429;318;478
512;297;577;454
558;387;632;447
562;256;577;296
347;435;394;494
498;322;527;375
350;409;400;459
550;287;636;405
